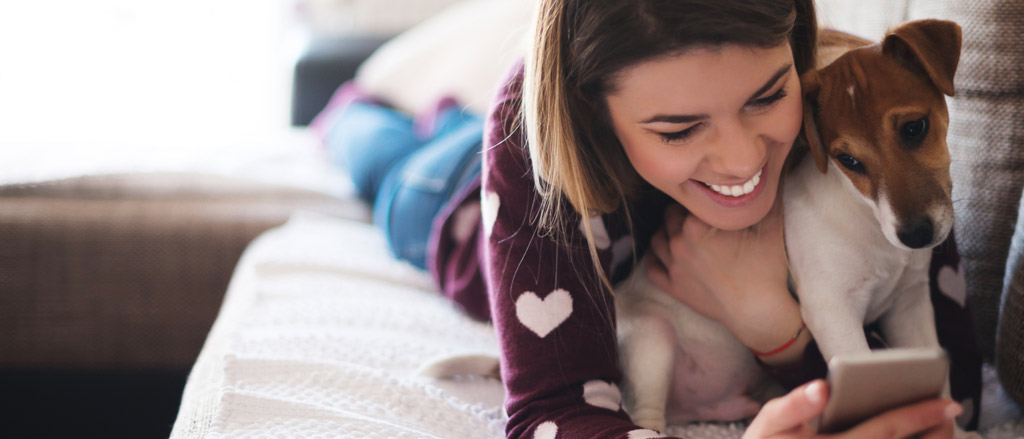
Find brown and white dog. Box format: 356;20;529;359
785;18;961;370
617;19;966;433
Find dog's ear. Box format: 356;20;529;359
882;19;962;96
800;69;828;174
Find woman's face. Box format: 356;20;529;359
606;43;802;231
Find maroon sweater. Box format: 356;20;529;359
427;61;981;438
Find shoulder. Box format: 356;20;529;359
483;59;527;171
481;60;534;221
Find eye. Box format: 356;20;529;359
900;117;928;144
836;153;866;174
658;123;704;143
747;88;788;110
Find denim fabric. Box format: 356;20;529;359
324;102;423;202
374;113;483;269
334;101;483;269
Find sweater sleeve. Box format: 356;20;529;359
481;61;677;439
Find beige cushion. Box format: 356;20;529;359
355;0;531;115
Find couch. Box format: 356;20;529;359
6;0;1015;437
0;140;370;437
169;0;1024;437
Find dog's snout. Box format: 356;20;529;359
897;217;934;249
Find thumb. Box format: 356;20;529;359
746;380;828;437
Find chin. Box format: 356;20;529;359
694;193;776;232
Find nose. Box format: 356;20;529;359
710;118;764;178
897;216;934;249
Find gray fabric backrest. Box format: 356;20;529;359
817;1;1024;407
908;0;1024;362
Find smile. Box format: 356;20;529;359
703;170;762;197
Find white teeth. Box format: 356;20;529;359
707;170;762;197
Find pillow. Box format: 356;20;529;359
997;188;1024;408
355;0;532;115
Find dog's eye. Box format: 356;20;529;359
900;117;928;144
837;154;866;174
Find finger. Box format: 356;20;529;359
663;203;686;236
839;399;959;439
649;228;671;267
748;379;828;436
646;256;670;292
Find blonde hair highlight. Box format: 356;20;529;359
523;0;627;293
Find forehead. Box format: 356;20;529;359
605;44;794;115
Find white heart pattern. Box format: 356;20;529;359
938;263;967;307
482;190;501;238
450;201;481;244
515;289;573;338
627;429;664;439
533;421;558;439
580;214;611;250
583;380;622;411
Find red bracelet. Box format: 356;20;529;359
751;323;806;357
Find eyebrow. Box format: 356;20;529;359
640;63;794;124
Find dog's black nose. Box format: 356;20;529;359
897;217;934;249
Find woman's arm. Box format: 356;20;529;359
483;62;674;439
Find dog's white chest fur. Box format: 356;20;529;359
616;267;781;430
783;155;938;361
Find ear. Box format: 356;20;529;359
800;69;828;174
882;19;962;96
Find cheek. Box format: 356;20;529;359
774;94;804;146
619;135;701;187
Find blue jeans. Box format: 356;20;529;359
326;102;483;269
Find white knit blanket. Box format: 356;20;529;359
171;213;1023;438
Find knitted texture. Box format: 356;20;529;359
171;213;1024;438
168;213;756;438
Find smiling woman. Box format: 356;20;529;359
607;44;802;232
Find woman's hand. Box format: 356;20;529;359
744;379;960;438
647;201;804;361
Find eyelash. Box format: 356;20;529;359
749;87;788;109
657;87;789;143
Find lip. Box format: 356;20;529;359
689;165;768;208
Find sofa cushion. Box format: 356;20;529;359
354;0;531;115
0;173;368;369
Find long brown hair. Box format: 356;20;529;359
522;0;818;291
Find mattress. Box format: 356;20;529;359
171;213;1023;438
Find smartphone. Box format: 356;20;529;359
816;347;949;434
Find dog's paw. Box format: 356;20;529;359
629;411;665;435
